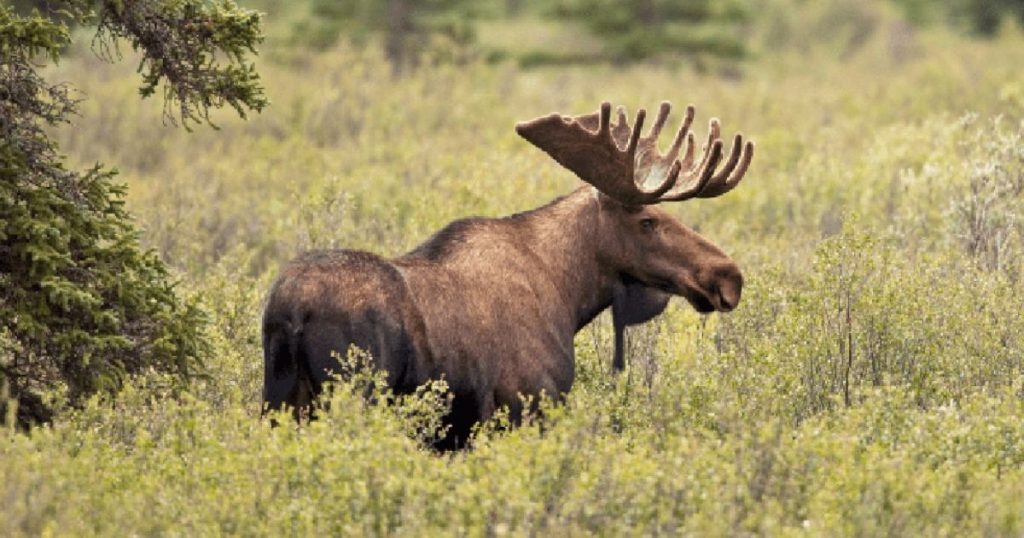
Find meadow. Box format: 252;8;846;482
5;4;1024;535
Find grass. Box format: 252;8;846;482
5;8;1024;536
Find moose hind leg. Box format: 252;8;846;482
432;392;485;451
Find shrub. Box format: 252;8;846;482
949;115;1024;277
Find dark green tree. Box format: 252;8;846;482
955;0;1024;35
293;0;477;73
552;0;749;63
891;0;1024;36
0;0;267;426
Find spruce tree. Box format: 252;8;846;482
294;0;477;73
1;0;266;426
553;0;748;63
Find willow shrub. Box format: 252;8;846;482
5;326;1024;535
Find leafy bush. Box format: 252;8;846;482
948;115;1024;276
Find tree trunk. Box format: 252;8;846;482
386;0;412;75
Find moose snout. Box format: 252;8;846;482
712;267;743;312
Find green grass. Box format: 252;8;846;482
5;9;1024;536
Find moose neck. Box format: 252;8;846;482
518;186;617;331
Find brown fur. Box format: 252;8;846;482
263;187;742;449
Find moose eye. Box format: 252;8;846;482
640;218;657;232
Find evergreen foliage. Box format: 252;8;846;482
292;0;477;71
0;0;266;426
551;0;749;62
893;0;1024;35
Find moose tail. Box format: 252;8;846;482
262;315;313;420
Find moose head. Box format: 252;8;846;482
517;102;754;369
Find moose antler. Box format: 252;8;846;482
516;101;754;205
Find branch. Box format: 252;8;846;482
94;0;268;129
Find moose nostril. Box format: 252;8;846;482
716;279;741;312
716;266;743;312
718;289;735;311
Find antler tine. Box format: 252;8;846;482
713;134;744;182
678;133;696;170
627;109;645;155
659;139;724;202
608;105;640;153
599;102;612;134
666;104;696;160
733;141;755;181
648;102;672;140
700;119;721;165
695;139;755;198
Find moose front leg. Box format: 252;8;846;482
611;278;671;373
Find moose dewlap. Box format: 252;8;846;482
262;101;754;449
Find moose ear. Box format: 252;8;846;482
610;279;671;372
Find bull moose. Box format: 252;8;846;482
262;101;754;449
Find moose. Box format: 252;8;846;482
262;100;754;449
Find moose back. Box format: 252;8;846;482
262;101;754;449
